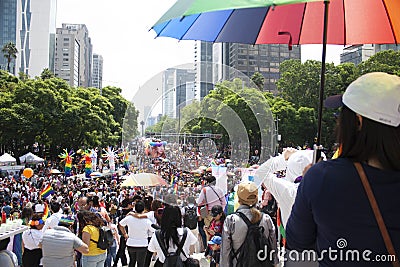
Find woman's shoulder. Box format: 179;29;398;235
83;224;97;232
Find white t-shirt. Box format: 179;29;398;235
42;211;63;232
144;211;156;224
22;228;43;250
148;227;197;263
119;215;154;247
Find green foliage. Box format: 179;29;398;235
0;73;138;160
251;72;265;90
1;42;18;73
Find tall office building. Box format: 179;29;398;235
162;68;196;118
54;23;92;87
221;43;301;92
340;44;400;65
0;0;57;76
92;53;103;90
194;41;214;100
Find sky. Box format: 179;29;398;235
56;0;345;102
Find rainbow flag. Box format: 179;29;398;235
173;183;178;194
210;159;217;166
277;208;286;247
42;203;50;220
40;185;54;199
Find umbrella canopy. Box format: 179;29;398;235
153;0;400;45
19;152;45;164
120;176;138;187
0;153;17;165
152;0;400;144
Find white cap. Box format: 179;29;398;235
285;150;326;183
343;72;400;127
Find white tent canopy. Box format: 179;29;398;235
0;153;17;165
19;152;44;164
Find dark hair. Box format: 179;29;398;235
21;207;34;221
50;201;61;213
0;237;10;250
205;175;216;184
135;200;145;213
91;195;100;207
337;106;400;170
78;210;104;229
151;199;163;212
160;205;182;250
143;195;153;211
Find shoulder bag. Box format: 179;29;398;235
354;162;399;267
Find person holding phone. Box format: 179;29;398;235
286;72;400;266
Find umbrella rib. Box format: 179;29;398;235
381;0;398;44
212;9;235;43
179;15;201;40
253;7;270;45
342;0;346;44
297;3;307;45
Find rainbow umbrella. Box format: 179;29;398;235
152;0;400;145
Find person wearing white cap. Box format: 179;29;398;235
256;149;326;228
287;72;400;266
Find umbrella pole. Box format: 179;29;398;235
317;0;330;146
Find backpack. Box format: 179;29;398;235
155;229;187;267
90;226;114;250
183;205;198;230
230;211;274;267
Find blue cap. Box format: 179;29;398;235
208;235;222;245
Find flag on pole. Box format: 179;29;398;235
40;185;54;199
277;207;286;247
42;203;50;220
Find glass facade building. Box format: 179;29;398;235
0;0;56;76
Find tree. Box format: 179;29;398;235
251;72;265;90
2;42;18;73
40;68;55;80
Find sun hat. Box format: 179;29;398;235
324;72;400;127
208;235;222;245
237;182;258;206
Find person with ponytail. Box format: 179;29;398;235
147;205;198;266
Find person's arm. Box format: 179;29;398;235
81;227;91;248
76;243;89;254
220;215;234;267
118;222;129;240
128;212;147;219
73;235;89;254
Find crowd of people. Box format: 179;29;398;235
0;72;398;267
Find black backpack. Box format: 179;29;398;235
155;229;187;267
90;226;114;250
183;205;198;230
230;211;274;267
